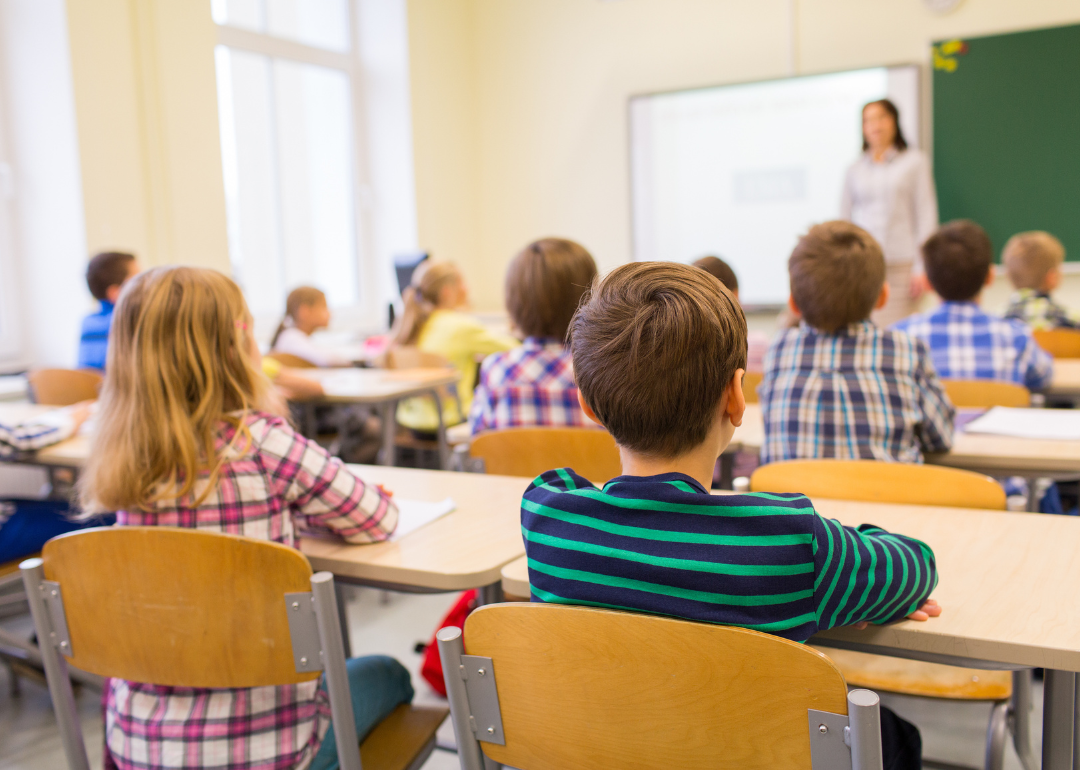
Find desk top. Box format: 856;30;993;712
300;465;530;591
502;495;1080;671
301;368;459;405
735;404;1080;476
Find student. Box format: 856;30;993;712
893;220;1053;390
392;261;518;432
79;266;412;770
77;251;140;370
522;261;937;767
759;221;955;465
692;255;770;372
469;238;597;434
1002;231;1080;330
271;286;353;366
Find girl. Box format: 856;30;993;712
80;266;412;770
271;286;351;367
392;261;517;432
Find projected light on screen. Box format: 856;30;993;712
630;66;920;307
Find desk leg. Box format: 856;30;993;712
431;389;450;470
335;582;353;658
1027;477;1041;513
1042;669;1075;769
476;583;504;606
378;401;396;466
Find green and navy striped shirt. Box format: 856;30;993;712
521;469;937;642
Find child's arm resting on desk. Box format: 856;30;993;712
0;404;88;452
257;415;398;543
913;339;955;454
812;513;938;633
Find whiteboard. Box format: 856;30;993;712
630;66;920;307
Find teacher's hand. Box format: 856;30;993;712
909;273;931;300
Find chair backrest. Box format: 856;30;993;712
751;459;1006;510
264;351;317;369
28;369;102;406
38;526;320;687
455;603;851;770
381;346;452;370
942;379;1030;408
470;427;622;483
742;371;763;404
1034;328;1080;358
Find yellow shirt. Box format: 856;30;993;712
396;310;518;431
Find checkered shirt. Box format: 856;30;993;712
104;411;397;770
1004;289;1080;331
892;301;1054;391
759;320;955;465
469;338;592;434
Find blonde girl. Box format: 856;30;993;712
391;261;518;432
81;266;412;770
271;286;351;367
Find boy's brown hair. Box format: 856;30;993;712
788;221;885;333
692;255;738;295
1002;231;1066;291
86;251;136;301
505;238;598;341
570;261;747;457
922;220;993;302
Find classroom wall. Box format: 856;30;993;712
406;0;1080;313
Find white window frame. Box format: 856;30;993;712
213;2;382;332
0;76;25;369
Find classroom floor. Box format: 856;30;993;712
0;588;1042;770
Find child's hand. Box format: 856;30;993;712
904;598;941;622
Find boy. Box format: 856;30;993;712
893;220;1053;390
77;251;139;370
692;255;770;372
521;261;936;765
759;221;954;465
1002;230;1080;330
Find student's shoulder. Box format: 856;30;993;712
524;468;595;497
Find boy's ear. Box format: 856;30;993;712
1046;267;1062;292
985;264;996;287
787;294;801;318
577;389;603;427
725;368;747;428
105;284;123;304
874;281;890;310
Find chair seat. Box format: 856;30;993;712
360;704;449;770
815;648;1012;701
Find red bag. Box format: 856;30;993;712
421;590;477;696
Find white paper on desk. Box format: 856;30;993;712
964;407;1080;441
390;497;456;541
317;370;379;397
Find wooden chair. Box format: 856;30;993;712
27;369;102;406
750;459;1034;770
942;379;1030;408
742;371;763;404
264;351;317;368
438;602;885;770
21;527;447;770
469;427;622;483
1034;328;1080;358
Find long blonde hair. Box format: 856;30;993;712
80;266;280;513
391;261;463;346
271;286;327;348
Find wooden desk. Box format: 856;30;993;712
734;404;1080;479
1045;359;1080;401
301;465;530;599
501;496;1080;767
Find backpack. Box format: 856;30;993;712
420;590;477;696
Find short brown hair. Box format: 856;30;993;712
789;221;885;333
570;262;747;457
692;256;738;294
922;220;993;301
506;238;598;340
86;251;136;300
1003;231;1065;290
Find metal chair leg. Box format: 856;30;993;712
984;700;1008;770
1010;670;1038;770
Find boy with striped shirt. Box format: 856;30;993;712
521;261;938;766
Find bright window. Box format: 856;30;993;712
212;0;363;318
0;91;23;366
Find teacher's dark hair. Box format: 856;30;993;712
862;99;908;152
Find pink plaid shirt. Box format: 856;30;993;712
104;411;397;770
468;338;594;434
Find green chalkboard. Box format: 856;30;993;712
933;23;1080;262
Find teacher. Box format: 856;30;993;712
840;99;938;326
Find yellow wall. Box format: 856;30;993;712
65;0;229;271
407;0;1080;312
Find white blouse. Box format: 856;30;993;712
840;148;939;267
271;327;351;367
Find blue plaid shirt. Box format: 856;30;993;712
892;301;1053;391
759;320;955;465
77;301;114;370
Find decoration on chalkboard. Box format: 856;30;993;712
932;39;969;72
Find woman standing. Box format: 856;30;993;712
841;99;938;326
